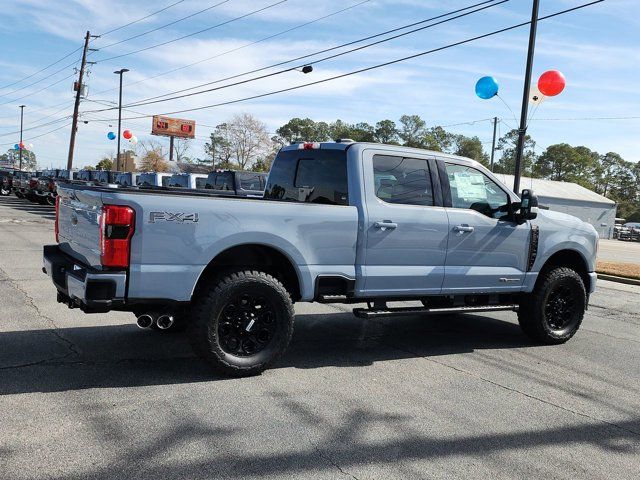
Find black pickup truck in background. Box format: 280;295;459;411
1;170;12;196
204;170;267;197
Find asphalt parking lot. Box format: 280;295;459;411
1;195;639;480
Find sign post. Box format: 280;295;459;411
151;115;195;164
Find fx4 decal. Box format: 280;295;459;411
149;211;199;223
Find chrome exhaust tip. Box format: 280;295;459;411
156;314;175;330
136;314;154;329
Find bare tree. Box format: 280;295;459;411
172;138;192;162
226;113;272;170
140;151;170;172
137;139;167;159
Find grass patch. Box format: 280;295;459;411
597;261;640;280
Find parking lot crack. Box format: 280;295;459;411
311;441;360;480
382;340;640;439
0;265;80;358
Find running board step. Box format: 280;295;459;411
353;304;519;319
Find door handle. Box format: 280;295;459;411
453;225;474;233
374;221;398;230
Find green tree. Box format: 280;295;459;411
453;135;489;166
494;129;536;175
276;118;329;143
95;158;113;170
398;114;427;148
374;119;399;144
2;148;37;170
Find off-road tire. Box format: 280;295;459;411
189;269;294;377
518;267;586;344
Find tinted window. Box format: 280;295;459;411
445;163;509;218
205;173;217;189
215;172;234;191
137;173;153;187
238;172;262;191
264;149;348;205
195;177;207;189
161;176;171;187
373;155;434;206
169;175;188;188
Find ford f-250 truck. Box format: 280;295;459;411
43;141;598;376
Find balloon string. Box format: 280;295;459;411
527;97;544;126
496;94;518;126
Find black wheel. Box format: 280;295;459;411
15;192;23;199
518;267;586;344
189;270;294;377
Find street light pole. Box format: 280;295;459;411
513;0;540;194
114;68;129;171
489;116;498;172
18;105;25;170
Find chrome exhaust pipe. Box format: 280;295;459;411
156;314;175;330
136;313;155;329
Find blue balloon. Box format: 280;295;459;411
475;76;499;99
107;131;116;140
14;143;19;150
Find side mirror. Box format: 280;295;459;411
519;188;538;220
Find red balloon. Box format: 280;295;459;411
538;70;565;97
123;130;132;139
18;142;25;149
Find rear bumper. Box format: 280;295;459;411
42;244;127;313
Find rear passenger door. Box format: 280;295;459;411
440;161;531;293
361;150;449;296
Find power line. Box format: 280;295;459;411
0;73;76;107
0;115;72;138
98;1;230;50
0;0;188;93
89;0;372;97
0;47;82;92
96;0;603;121
0;122;71;147
96;0;289;64
88;0;506;111
99;0;188;37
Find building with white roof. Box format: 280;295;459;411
494;174;617;239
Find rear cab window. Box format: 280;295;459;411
373;155;434;206
264;148;348;205
238;172;263;191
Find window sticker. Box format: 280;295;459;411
453;171;487;200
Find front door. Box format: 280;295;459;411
360;151;449;296
441;162;531;293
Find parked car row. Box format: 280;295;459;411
1;168;268;206
614;222;640;241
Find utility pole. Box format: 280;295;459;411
489;116;498;172
513;0;539;194
18;105;25;170
169;136;175;163
114;68;129;171
67;31;93;170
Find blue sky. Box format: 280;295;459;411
0;0;637;169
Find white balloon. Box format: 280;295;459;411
129;135;138;145
529;84;545;105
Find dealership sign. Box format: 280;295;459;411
151;115;196;139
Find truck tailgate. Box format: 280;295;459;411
57;185;103;268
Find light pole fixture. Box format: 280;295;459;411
113;68;129;171
18;105;26;170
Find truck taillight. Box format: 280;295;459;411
100;205;135;268
54;196;60;242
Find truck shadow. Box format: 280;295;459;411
0;311;533;395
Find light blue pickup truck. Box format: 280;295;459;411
43;141;598;376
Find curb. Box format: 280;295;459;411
597;273;640;286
